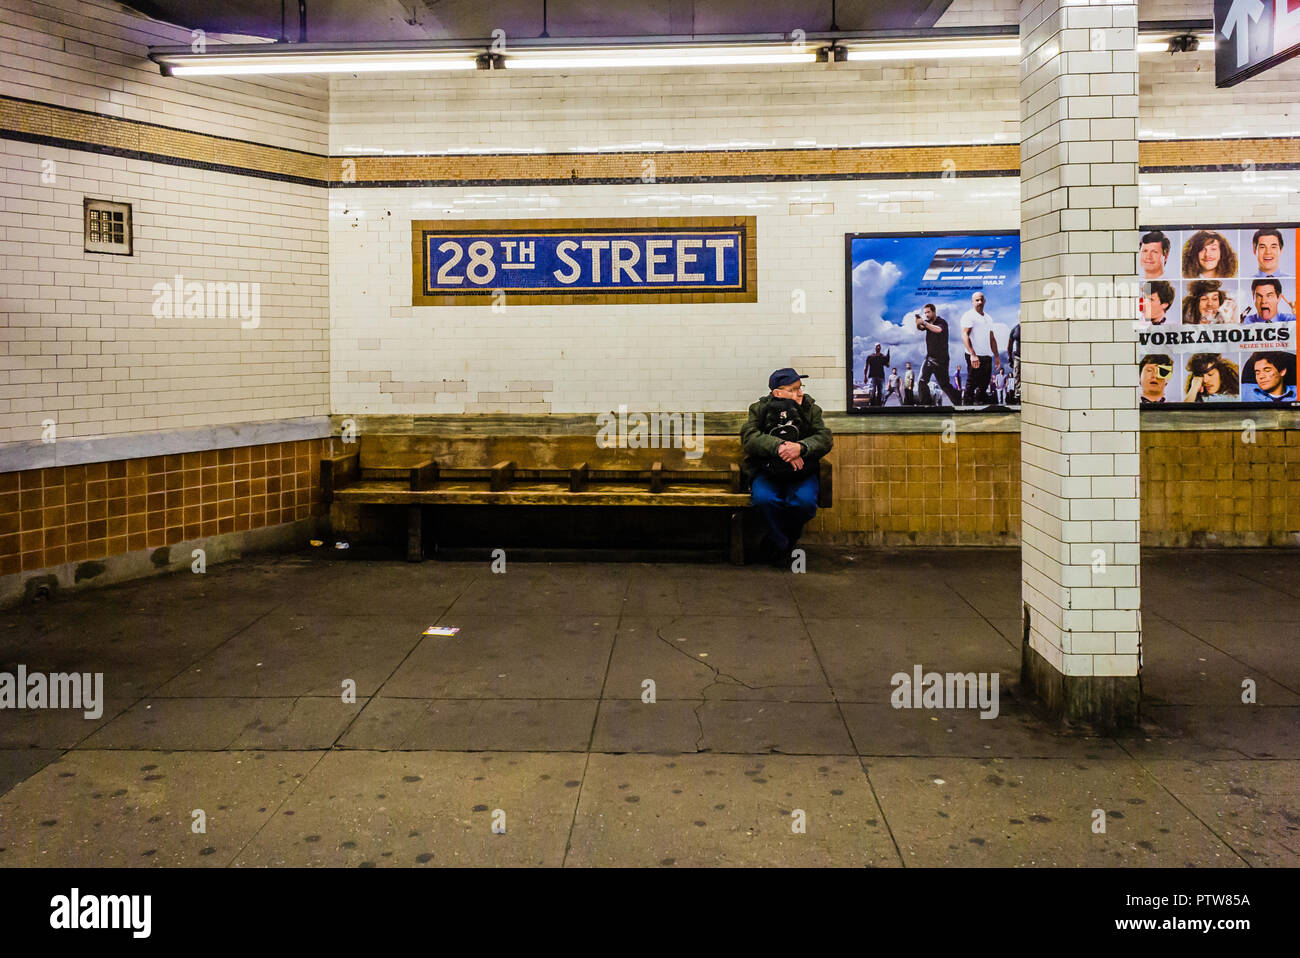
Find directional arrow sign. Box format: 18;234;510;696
1222;0;1265;66
1216;0;1300;86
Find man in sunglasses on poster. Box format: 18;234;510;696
914;304;963;406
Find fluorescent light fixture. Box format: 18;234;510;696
1136;33;1215;53
841;32;1214;61
1133;38;1211;51
501;46;816;69
154;28;1211;77
158;51;478;75
844;39;1020;61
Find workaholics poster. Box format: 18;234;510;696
1136;224;1298;408
846;232;1021;414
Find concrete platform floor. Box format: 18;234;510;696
0;546;1295;867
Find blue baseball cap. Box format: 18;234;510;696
768;368;807;390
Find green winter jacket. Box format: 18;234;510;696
739;393;834;481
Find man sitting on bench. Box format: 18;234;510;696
740;368;834;566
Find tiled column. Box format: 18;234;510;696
1018;0;1141;727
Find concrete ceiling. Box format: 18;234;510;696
124;0;957;42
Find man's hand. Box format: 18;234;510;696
789;456;805;471
970;355;981;369
777;441;802;462
994;355;1002;371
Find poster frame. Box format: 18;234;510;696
843;229;1022;416
844;223;1300;415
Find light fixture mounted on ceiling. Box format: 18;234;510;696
843;39;1021;61
499;46;818;69
148;24;1216;76
1135;32;1214;54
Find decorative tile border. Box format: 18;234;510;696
0;95;325;184
1138;135;1300;173
341;143;1022;186
7;96;1295;188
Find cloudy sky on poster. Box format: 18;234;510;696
849;234;1020;382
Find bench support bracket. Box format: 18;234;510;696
407;505;423;562
729;510;745;566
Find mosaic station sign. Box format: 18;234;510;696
411;216;757;306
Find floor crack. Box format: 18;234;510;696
650;621;778;751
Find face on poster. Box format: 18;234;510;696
846;232;1021;412
1136;225;1298;407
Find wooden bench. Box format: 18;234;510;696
321;434;832;564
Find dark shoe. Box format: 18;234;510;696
757;533;792;568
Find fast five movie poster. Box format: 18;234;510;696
1137;224;1298;407
846;232;1021;413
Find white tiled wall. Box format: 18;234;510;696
937;0;1021;27
2;0;1296;434
323;47;1284;154
1138;0;1214;20
1143;169;1300;224
329;37;1297;416
1140;51;1300;140
0;0;329;153
328;179;1020;414
0;142;330;443
330;61;1021;155
942;1;1225;26
328;52;1025;416
0;0;330;445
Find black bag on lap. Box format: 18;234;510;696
761;397;813;479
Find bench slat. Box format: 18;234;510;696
360;433;742;470
335;486;752;507
428;466;735;484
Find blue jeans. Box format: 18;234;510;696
750;472;819;553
